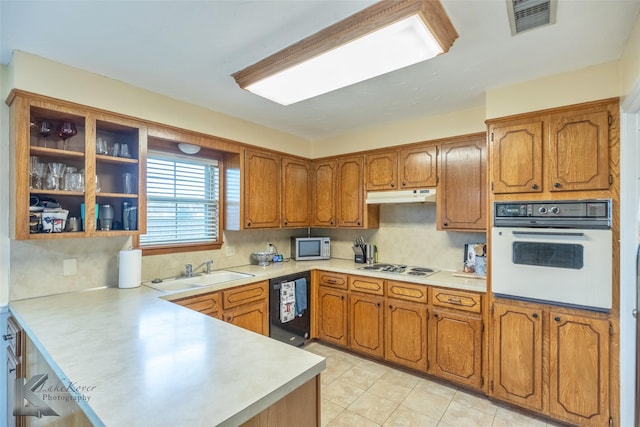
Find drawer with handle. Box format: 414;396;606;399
386;280;428;304
431;288;482;313
317;271;348;289
349;275;384;295
174;291;222;319
222;281;268;309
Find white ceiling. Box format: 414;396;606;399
1;0;639;141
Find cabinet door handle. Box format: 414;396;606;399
554;182;561;188
447;298;462;305
341;295;345;300
376;302;381;307
3;334;14;341
227;316;233;322
388;304;393;309
402;182;406;186
434;313;439;318
284;221;288;225
390;183;395;188
443;222;448;227
554;316;561;322
532;313;539;318
246;222;251;227
531;184;539;190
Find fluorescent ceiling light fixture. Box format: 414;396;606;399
232;0;458;106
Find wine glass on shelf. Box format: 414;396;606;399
48;163;66;191
56;120;77;150
39;120;52;148
29;156;37;189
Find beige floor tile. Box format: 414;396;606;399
493;406;547;426
322;398;346;427
327;409;381;427
380;367;421;389
440;400;494;427
340;365;385;390
357;358;393;376
368;378;414;404
452;389;499;416
383;406;440;427
323;379;367;408
324;355;356;380
348;391;399;424
400;387;451;420
414;378;457;400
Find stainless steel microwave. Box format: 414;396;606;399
291;237;331;261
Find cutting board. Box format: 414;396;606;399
452;271;486;280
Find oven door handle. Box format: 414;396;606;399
512;231;585;237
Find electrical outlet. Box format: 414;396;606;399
225;245;235;256
63;258;77;276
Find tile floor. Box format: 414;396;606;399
303;342;564;427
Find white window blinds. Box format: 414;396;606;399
140;153;219;247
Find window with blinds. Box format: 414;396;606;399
140;153;220;247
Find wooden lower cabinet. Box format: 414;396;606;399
173;281;269;336
349;293;384;358
429;308;483;389
548;311;610;426
385;299;428;371
491;300;611;426
224;301;269;336
491;301;543;411
317;287;348;346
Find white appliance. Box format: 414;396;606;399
491;200;612;311
365;188;436;204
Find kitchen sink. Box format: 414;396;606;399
144;270;254;292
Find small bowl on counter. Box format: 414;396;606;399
252;251;274;267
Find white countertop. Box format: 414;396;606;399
10;286;325;427
9;258;484;426
152;258;486;300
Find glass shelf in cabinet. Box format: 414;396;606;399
30;146;85;159
95;154;138;165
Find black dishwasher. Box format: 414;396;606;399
269;271;311;347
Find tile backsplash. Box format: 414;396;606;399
10;204;485;300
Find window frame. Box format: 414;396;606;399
137;146;224;256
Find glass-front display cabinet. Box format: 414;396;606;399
7;90;147;239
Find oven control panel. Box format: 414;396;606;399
494;199;611;228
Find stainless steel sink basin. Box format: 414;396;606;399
144;270;254;292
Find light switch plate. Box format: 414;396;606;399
225;245;235;256
63;258;77;276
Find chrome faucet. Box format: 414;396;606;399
185;259;213;277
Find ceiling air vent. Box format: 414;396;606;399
507;0;557;35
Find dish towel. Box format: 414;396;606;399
294;278;307;317
280;281;296;323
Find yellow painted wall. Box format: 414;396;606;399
621;14;640;100
311;105;486;158
8;51;311;158
485;61;620;119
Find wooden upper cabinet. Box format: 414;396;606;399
365;151;398;190
310;160;337;227
490;122;543;194
398;144;437;189
437;134;486;230
7;91;147;240
491;300;543;411
244;149;280;228
548;110;610;192
548;311;610;426
336;156;379;228
281;157;310;227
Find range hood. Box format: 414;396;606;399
365;188;436;204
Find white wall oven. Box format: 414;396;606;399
491;199;612;311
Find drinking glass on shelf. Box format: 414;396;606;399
55;120;77;150
63;167;78;191
119;143;130;158
48;162;66;191
32;161;47;190
95;175;102;193
96;138;108;155
29;156;38;189
39;120;52;148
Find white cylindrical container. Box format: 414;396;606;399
118;249;142;289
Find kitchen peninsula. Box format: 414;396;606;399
10;285;325;427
